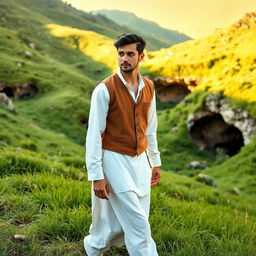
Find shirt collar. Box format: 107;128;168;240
117;70;145;93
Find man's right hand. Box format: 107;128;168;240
93;179;110;200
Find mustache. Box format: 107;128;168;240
121;62;131;66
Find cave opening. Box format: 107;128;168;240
151;76;199;103
189;113;244;156
0;87;14;97
155;83;191;103
18;84;39;99
0;82;39;99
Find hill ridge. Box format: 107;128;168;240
92;9;192;45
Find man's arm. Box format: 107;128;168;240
85;83;110;199
146;91;162;186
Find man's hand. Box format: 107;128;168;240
93;179;110;200
151;167;161;186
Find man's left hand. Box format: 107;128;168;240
151;167;161;186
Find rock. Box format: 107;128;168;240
196;173;217;187
229;187;241;195
24;50;33;57
188;161;208;170
16;62;22;67
13;234;27;242
76;172;85;180
172;127;178;133
0;92;14;110
28;42;36;49
186;94;256;155
32;183;39;189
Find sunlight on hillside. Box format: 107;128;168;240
45;15;256;102
142;13;256;102
46;24;118;72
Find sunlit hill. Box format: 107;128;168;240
143;12;256;102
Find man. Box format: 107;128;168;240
84;33;161;256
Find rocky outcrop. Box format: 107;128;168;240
186;94;256;155
0;93;14;110
151;76;199;103
13;234;27;242
196;173;217;187
188;161;208;170
0;82;39;99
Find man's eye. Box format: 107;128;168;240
128;53;134;57
119;52;124;56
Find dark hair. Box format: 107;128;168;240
114;33;146;54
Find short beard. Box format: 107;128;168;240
121;66;135;73
120;63;138;73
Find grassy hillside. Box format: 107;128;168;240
0;1;256;255
0;22;95;144
46;24;118;72
0;107;84;157
140;13;256;177
0;0;169;145
92;9;192;45
0;0;111;145
142;12;256;103
1;138;255;255
4;0;166;51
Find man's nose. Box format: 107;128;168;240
121;54;128;62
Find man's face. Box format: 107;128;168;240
117;43;144;73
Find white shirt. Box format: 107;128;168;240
85;71;161;196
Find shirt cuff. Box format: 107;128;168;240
87;171;105;181
147;152;162;168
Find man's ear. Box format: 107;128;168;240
139;52;145;62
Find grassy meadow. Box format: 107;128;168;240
0;0;256;255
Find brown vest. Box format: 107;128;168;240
101;73;154;156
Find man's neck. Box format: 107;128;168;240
120;70;139;87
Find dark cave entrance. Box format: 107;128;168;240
189;113;244;156
155;83;191;103
151;76;199;103
0;82;39;99
0;87;14;97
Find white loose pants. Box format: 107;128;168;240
84;187;158;256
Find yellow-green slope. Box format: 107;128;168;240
143;12;256;102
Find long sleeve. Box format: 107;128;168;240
146;91;162;167
85;83;110;181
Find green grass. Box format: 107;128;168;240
0;107;84;157
202;135;256;197
1;101;256;255
14;89;91;145
1;164;256;256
